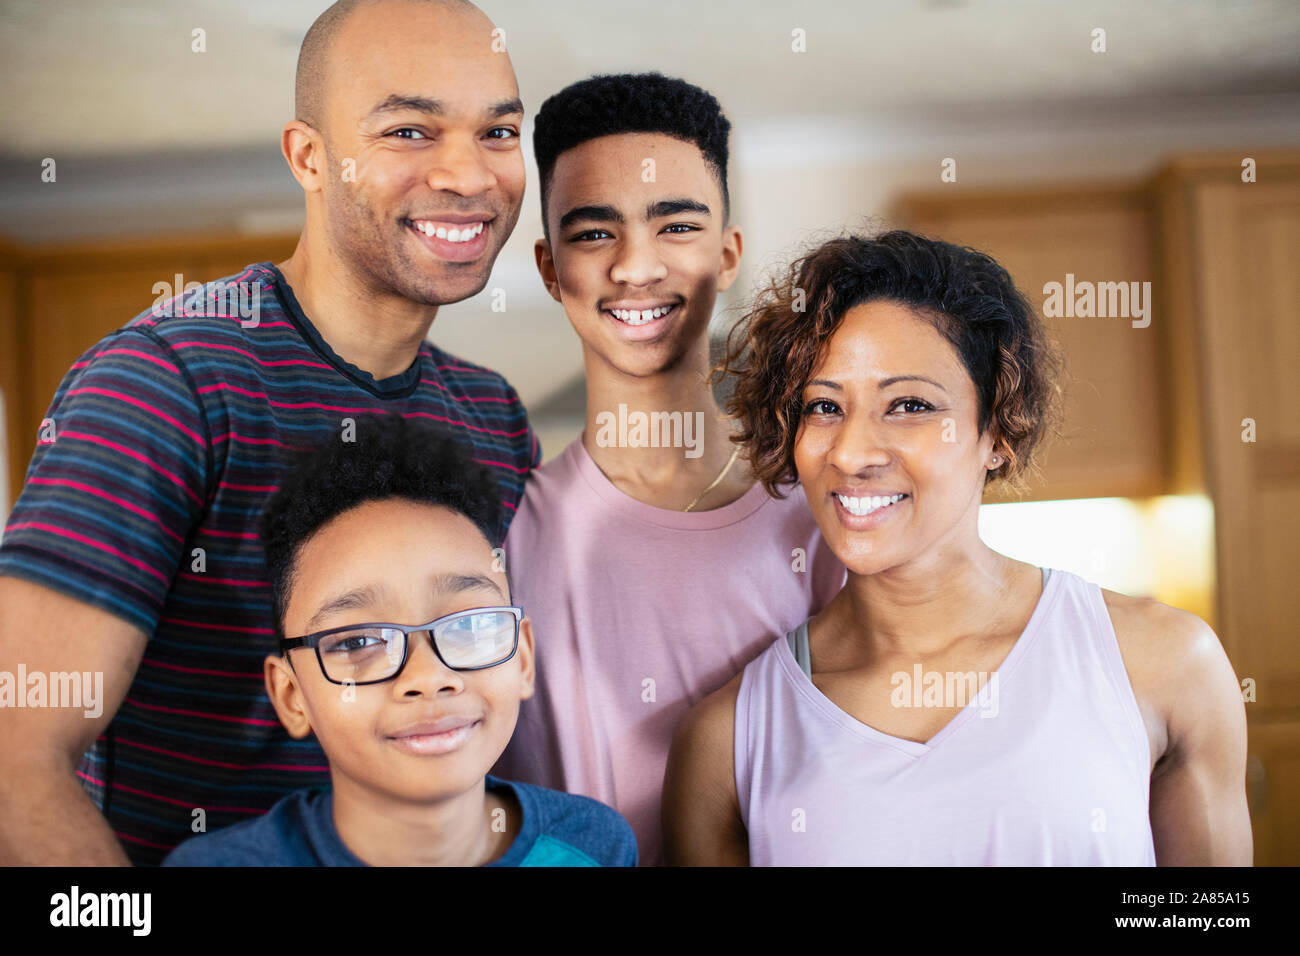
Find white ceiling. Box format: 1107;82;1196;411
0;0;1297;157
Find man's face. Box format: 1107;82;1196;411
793;301;996;577
267;498;534;805
537;132;741;378
316;2;525;305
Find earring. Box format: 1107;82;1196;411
990;455;1000;467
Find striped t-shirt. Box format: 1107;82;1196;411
0;261;540;864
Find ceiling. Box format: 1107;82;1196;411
1;0;1297;158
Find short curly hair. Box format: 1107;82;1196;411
719;230;1063;497
260;414;504;637
532;72;731;236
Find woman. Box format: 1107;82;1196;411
662;231;1251;865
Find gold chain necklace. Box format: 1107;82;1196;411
683;445;741;512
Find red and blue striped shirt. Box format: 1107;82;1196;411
0;262;540;863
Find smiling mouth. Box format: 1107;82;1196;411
834;492;909;517
404;218;488;242
386;718;482;755
604;303;679;327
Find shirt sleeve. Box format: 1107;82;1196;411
0;327;210;636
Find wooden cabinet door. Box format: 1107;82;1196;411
1188;172;1300;710
896;188;1164;502
1246;720;1300;866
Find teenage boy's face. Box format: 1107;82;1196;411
265;499;534;806
308;1;525;306
536;132;742;378
793;301;997;577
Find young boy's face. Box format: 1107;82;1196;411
536;131;742;378
265;498;534;805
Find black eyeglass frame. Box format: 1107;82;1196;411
279;605;523;685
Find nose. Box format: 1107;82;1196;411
393;630;463;697
425;134;495;198
609;231;669;288
825;408;893;477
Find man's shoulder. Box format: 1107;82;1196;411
123;262;280;337
92;262;290;379
161;787;323;867
425;343;521;398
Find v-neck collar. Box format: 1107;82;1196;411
776;567;1064;758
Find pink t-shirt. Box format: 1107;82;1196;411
493;438;844;865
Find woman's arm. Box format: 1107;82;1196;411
1106;591;1253;865
662;673;750;866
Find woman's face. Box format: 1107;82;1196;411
793;299;997;577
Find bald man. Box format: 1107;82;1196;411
0;0;537;865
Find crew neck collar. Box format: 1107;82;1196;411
567;435;779;530
262;261;424;399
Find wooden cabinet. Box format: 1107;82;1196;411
1246;721;1300;867
1160;154;1300;866
895;186;1165;503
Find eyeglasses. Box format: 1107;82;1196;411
279;606;523;685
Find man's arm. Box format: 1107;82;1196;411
662;674;749;866
0;576;147;865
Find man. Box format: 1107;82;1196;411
492;74;844;865
0;0;537;865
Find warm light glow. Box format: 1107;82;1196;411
978;495;1216;624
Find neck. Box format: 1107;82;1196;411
330;773;514;867
580;338;752;509
824;516;1029;658
277;232;434;382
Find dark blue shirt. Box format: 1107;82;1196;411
161;775;637;867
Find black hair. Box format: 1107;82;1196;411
532;72;731;235
260;414;504;636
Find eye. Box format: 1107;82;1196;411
662;223;700;235
388;128;426;140
484;126;519;141
889;397;935;414
803;398;841;416
326;632;386;654
571;229;612;242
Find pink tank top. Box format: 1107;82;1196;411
733;567;1157;865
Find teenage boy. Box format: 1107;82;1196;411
0;0;539;865
163;415;636;866
493;74;844;865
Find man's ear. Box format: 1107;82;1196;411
265;653;314;739
280;120;327;194
534;239;563;304
716;224;743;293
515;617;536;701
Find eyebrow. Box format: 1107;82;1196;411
303;573;505;632
557;196;711;231
305;584;384;633
364;94;524;121
806;375;950;394
429;572;505;601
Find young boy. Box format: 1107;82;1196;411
492;73;844;864
163;415;636;866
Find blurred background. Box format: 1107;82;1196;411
0;0;1297;862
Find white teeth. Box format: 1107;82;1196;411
836;493;904;517
611;305;673;325
412;221;483;242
